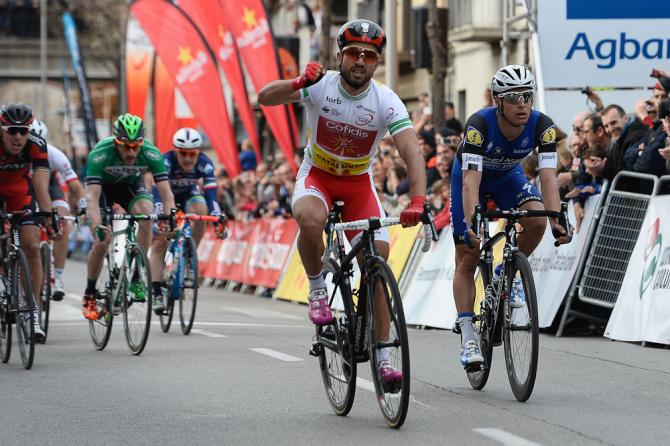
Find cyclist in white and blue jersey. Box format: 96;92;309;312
450;65;572;368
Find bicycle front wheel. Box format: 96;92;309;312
367;258;410;429
467;262;496;390
14;250;35;369
317;258;357;416
39;243;51;344
159;247;175;333
179;238;198;335
503;251;539;402
89;254;114;350
0;282;11;363
122;245;152;355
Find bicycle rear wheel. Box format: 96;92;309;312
0;282;11;363
39;243;51;344
179;238;198;335
367;258;410;429
14;250;35;369
503;252;539;402
467;264;495;390
122;245;152;355
89;254;114;350
317;258;357;416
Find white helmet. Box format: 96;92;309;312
490;65;536;96
30;119;48;139
172;127;202;149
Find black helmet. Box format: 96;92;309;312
337;19;386;54
0;103;34;126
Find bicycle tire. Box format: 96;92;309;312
39;243;51;344
14;250;35;369
467;263;496;390
317;258;357;416
159;246;175;333
503;251;539;402
0;278;11;363
122;245;152;355
366;257;410;429
179;238;198;335
89;254;114;350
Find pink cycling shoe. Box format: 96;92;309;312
308;288;333;325
379;360;403;394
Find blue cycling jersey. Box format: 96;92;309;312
456;107;557;175
160;151;219;214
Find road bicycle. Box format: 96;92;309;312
158;213;226;335
88;209;174;355
460;202;570;402
309;201;436;428
0;209;60;369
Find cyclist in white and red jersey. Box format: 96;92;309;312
30;119;86;301
259;19;427;387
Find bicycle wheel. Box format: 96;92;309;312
0;281;11;363
366;257;410;429
159;246;175;333
179;238;198;335
14;250;35;369
317;258;357;416
467;264;495;390
89;254;114;350
122;245;152;355
39;243;51;344
503;252;539;402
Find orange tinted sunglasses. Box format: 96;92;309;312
115;138;142;149
342;46;379;63
177;149;199;159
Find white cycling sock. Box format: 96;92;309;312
307;273;326;291
458;315;477;346
55;268;64;281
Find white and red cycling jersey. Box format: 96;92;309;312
292;71;413;242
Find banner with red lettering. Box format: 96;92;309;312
203;218;299;288
131;0;241;176
125;14;154;118
153;56;180;152
220;0;298;171
177;0;261;163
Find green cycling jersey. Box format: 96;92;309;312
85;137;168;186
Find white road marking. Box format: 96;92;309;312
249;348;303;362
219;306;304;321
356;377;376;392
473;428;542;446
191;329;227;338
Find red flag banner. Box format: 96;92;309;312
131;0;241;176
153;56;179;153
178;0;261;163
220;0;298;171
125;14;154;118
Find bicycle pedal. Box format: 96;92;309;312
309;341;322;357
464;362;485;373
355;349;369;363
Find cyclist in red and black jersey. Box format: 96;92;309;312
0;103;60;342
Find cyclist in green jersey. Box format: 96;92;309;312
82;113;175;320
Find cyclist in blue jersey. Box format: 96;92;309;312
150;127;221;314
450;65;572;368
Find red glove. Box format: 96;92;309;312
291;61;325;91
400;195;426;227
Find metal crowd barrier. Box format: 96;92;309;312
557;172;660;336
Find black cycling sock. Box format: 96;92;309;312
85;279;97;294
152;282;163;296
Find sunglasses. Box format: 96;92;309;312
115;138;142;149
498;91;534;104
342;46;379;64
177;149;199;159
2;126;30;136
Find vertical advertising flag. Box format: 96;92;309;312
221;0;298;171
125;14;154;118
178;0;261;163
62;12;98;151
132;0;241;176
153;56;180;153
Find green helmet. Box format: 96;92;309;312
113;113;145;142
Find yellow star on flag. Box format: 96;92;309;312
177;46;193;66
241;6;258;29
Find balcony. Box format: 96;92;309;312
449;0;503;43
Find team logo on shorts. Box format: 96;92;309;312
466;126;483;147
541;126;557;145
